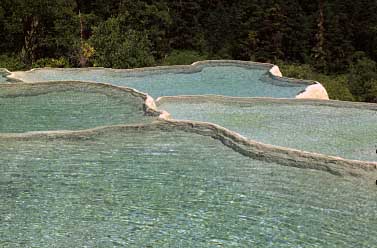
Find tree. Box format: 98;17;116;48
280;0;312;63
254;3;288;62
312;0;326;71
126;1;172;60
89;16;155;68
324;11;355;73
167;0;205;51
1;0;78;66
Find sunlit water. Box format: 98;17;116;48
0;129;376;247
0;89;153;133
10;66;308;98
159;101;377;162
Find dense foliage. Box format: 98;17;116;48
0;0;376;102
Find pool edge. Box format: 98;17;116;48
5;60;329;100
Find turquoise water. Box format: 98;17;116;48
0;128;376;247
11;66;308;98
0;75;6;82
158;100;377;162
0;88;153;133
0;73;7;83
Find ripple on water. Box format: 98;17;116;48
0;83;154;133
0;128;376;247
10;65;308;98
158;100;377;162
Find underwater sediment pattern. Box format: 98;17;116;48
0;82;156;133
1;127;376;247
157;97;377;162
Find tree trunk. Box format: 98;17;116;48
23;16;39;66
79;10;87;67
313;0;326;71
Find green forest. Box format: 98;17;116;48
0;0;377;102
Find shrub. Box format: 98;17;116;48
162;50;208;65
277;63;313;80
0;54;26;71
348;57;377;102
32;57;71;68
278;62;354;101
321;75;355;102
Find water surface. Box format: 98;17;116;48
0;128;376;247
0;84;153;133
10;65;308;98
158;100;377;162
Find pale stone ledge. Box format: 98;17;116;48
296;82;330;100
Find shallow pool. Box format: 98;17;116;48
0;127;376;247
9;64;309;98
0;82;155;133
158;98;377;162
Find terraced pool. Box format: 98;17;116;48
1;125;376;247
7;61;314;99
0;61;375;247
158;97;377;162
0;82;156;133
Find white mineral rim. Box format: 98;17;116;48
296;82;330;100
268;65;330;100
3;63;374;182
